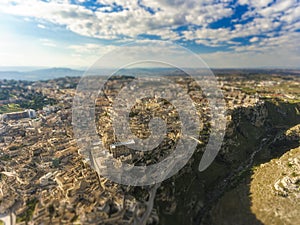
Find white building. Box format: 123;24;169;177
26;109;36;119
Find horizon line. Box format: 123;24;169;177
0;66;300;72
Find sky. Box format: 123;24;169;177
0;0;299;69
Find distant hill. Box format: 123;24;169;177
212;68;300;76
1;67;300;81
0;67;84;81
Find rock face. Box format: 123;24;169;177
156;99;300;225
284;124;300;142
251;147;300;225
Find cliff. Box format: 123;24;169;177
155;99;300;225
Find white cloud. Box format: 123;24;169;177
0;0;299;67
239;0;273;8
200;45;300;68
37;24;46;29
249;37;259;43
40;38;56;47
69;43;116;56
0;0;298;44
0;0;234;40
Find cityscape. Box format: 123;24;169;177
0;69;299;224
1;0;300;224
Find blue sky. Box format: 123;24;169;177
0;0;299;68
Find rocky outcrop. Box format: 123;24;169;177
251;147;300;225
156;99;300;225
